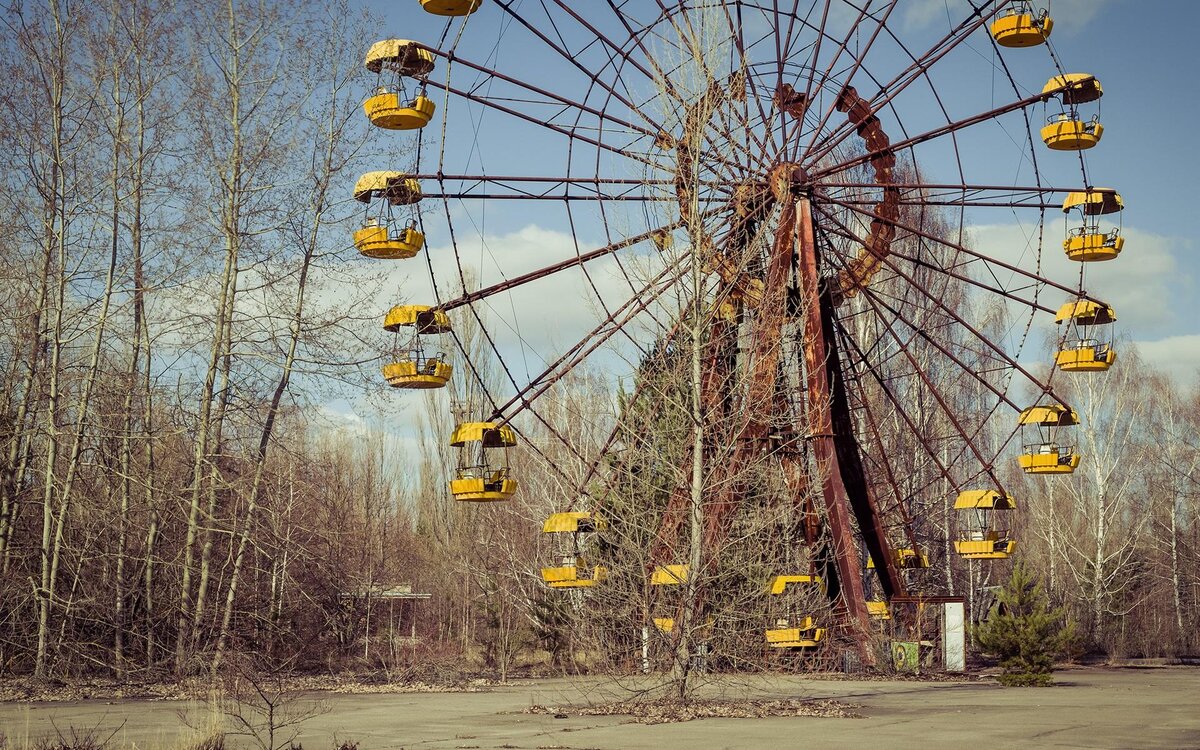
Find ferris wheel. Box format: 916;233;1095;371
354;0;1122;656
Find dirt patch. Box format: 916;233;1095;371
525;697;862;724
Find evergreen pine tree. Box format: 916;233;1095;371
975;562;1077;686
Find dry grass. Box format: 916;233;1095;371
0;675;488;704
525;697;861;724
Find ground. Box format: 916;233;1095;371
2;667;1198;749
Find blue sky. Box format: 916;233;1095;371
340;0;1200;417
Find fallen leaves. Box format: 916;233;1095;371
525;698;862;724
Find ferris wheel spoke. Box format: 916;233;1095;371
723;2;785;159
415;174;727;196
434;213;713;312
808;79;1081;181
812;201;1058;407
836;315;1000;496
828;255;1018;479
780;1;822;87
421;78;665;168
547;0;666;93
791;0;831;129
491;257;693;424
600;0;765;178
858;269;1055;415
812;199;1064;315
842;357;932;555
802;0;1004;167
490;0;671;136
423;46;664;142
886;244;1055;315
818;194;1100;305
843;287;1013;488
797;0;899;163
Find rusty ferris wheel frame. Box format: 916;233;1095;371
401;1;1110;652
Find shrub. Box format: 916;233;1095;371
975;562;1076;686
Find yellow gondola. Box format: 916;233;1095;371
764;575;825;648
1041;113;1103;151
990;4;1053;48
1062;189;1123;216
449;421;517;501
363;89;436;130
1018;404;1080;475
1062;188;1124;262
354;171;422;206
420;0;482;16
867;548;929;569
1055;300;1117;373
954;490;1017;560
867;601;891;620
382;357;452;389
364;39;435;77
650;564;688;585
1041;75;1103;150
1064;227;1123;262
540;512;608;589
384;305;451;334
381;305;452;390
353;172;424;261
354;221;425;259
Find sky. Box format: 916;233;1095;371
331;0;1200;434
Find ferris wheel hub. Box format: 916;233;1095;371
768;162;810;202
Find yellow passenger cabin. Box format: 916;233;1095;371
363;90;436;130
354;171;422;206
867;601;891;620
650;564;688;586
1064;227;1123;262
1019;447;1080;475
1018;404;1080;475
449;421;517;501
540;512;607;589
766;617;825;648
1041;75;1103;151
541;560;608;589
954;490;1016;560
867;548;930;569
384;305;451;335
1042;113;1102;150
989;5;1053;47
1062;189;1124;263
1062;188;1123;217
764;574;824;648
381;354;452;390
381;305;452;390
420;0;482;16
1055;300;1117;373
365;39;435;77
354;221;425;259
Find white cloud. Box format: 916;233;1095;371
967;222;1191;336
396;222;671;382
1132;335;1200;389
